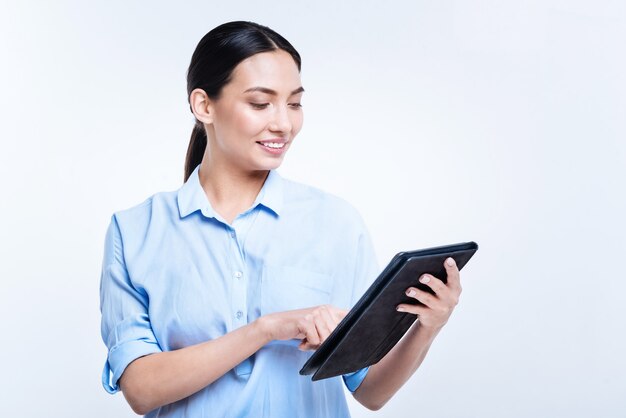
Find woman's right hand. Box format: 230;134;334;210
258;305;348;351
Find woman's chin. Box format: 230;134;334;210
253;154;287;171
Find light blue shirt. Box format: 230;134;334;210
99;164;381;417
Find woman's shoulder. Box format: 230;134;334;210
110;189;179;230
280;175;368;230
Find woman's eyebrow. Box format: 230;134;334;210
243;86;305;95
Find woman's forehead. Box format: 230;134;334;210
229;50;302;94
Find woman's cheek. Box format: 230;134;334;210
240;111;268;136
290;113;304;137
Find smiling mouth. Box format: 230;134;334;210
256;141;287;149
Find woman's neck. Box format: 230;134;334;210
197;160;269;224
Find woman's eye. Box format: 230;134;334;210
289;103;303;109
250;103;270;109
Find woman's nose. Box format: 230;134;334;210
268;105;292;133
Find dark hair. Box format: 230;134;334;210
184;21;302;182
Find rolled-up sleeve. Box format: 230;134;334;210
99;215;162;394
341;213;381;393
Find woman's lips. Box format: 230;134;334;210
256;141;287;155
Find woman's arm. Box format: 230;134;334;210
119;305;346;415
119;319;268;415
352;257;462;410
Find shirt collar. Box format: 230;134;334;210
177;164;284;219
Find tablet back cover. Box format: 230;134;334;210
300;241;478;381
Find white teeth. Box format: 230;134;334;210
261;142;285;149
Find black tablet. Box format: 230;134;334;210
299;241;478;381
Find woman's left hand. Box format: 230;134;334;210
396;257;462;331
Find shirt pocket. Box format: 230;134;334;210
260;264;333;315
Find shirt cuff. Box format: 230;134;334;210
342;366;370;393
102;339;162;394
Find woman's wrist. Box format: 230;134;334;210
408;319;444;343
251;316;273;346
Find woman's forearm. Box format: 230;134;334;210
353;321;442;411
119;319;270;415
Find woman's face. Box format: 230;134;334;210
202;49;304;172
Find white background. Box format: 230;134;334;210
1;1;625;417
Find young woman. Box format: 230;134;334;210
99;21;462;417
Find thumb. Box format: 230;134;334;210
298;338;310;351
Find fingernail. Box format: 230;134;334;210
446;257;455;267
396;306;405;312
420;275;430;284
406;289;416;297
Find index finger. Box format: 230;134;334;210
332;307;348;323
444;257;462;292
320;305;347;325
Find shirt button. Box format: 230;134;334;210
234;271;243;279
236;311;243;320
230;231;236;238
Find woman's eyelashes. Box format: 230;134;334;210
250;102;269;109
249;102;302;110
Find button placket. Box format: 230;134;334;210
229;216;255;377
232;275;246;326
229;225;247;330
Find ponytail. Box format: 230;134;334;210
184;123;207;182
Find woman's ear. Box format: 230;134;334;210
190;88;214;125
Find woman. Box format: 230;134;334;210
99;20;462;417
